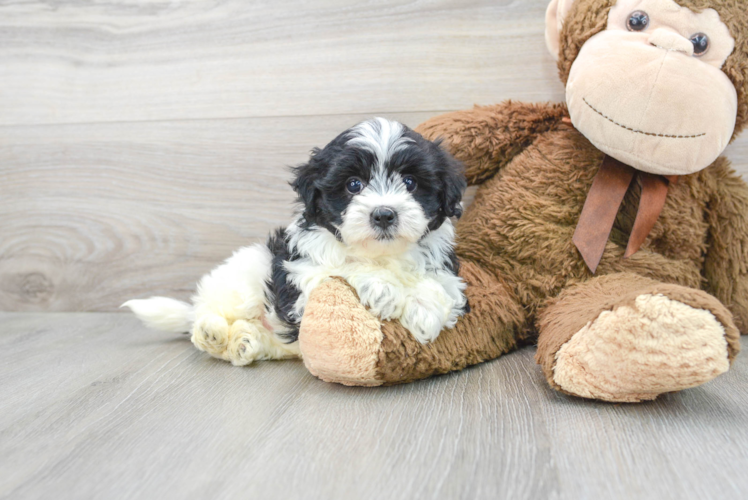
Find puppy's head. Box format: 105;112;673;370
292;118;466;257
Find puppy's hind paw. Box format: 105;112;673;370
192;313;231;359
226;320;302;366
226;320;263;366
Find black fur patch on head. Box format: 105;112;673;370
265;228;302;343
290;131;378;238
386;129;467;232
290;120;467;238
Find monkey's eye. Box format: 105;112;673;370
346;177;364;195
690;33;709;56
402;175;417;193
627;11;649;32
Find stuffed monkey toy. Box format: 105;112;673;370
297;0;748;403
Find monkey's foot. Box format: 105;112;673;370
537;275;740;403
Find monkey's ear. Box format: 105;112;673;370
545;0;576;60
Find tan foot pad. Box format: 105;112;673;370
299;278;384;387
553;294;730;403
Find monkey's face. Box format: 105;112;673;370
564;0;737;176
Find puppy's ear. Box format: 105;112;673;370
291;148;323;223
435;142;467;219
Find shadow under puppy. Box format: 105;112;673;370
125;118;469;365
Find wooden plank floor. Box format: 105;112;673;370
1;312;747;500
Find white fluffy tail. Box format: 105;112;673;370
122;297;195;334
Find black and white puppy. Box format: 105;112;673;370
125;118;468;366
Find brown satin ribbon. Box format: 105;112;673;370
573;156;678;274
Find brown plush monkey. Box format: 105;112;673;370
298;0;748;402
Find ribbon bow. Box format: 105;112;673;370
573;156;678;274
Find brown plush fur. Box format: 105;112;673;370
297;0;748;400
421;102;745;311
416;98;748;396
536;272;741;396
376;261;524;384
702;163;748;334
300;100;747;389
558;0;748;141
301;263;524;386
417;102;569;185
302;102;748;387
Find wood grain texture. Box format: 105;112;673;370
1;0;747;312
0;112;435;312
1;312;747;500
0;0;562;126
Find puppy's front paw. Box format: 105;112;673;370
400;297;450;344
353;278;404;320
192;313;231;358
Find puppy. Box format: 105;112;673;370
124;118;469;366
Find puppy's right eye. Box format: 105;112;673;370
346;178;364;194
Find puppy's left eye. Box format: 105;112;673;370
346;177;364;194
403;176;417;192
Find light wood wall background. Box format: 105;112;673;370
2;0;747;312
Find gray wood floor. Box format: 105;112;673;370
1;312;747;500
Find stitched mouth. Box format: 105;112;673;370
583;98;706;139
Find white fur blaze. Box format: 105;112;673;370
122;297;195;333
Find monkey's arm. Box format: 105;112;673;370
415;101;568;186
703;161;748;334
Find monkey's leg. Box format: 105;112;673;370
536;273;740;403
298;261;525;386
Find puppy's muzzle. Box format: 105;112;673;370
371;207;398;230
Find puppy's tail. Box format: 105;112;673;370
122;297;195;334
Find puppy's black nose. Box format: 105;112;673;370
371;207;398;229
